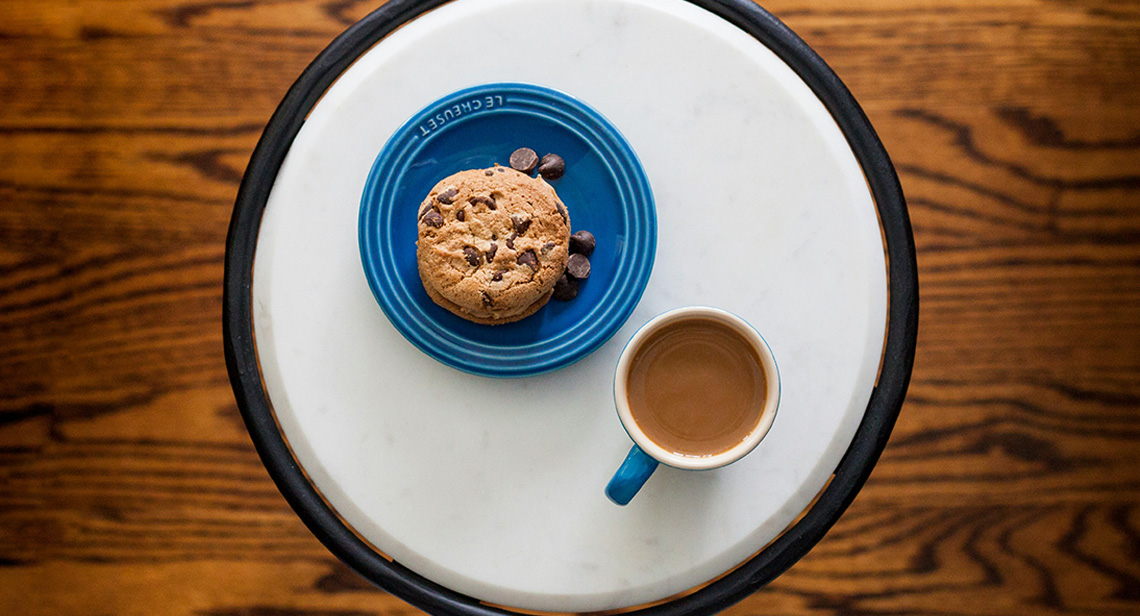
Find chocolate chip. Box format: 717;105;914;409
569;230;595;256
556;201;568;224
511;215;532;235
566;253;590;279
463;246;482;267
506;233;516;250
482;291;493;307
422;209;444;228
492;270;506;281
541;242;556;255
486;242;498;261
552;272;578;301
509;147;539;173
437;188;458;204
538;153;565;180
496;166;506;172
469;195;496;210
516;250;537;270
456;209;465;222
418;203;432;219
485;170;494;176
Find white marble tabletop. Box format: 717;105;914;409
250;0;887;611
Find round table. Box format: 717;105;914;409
223;0;918;613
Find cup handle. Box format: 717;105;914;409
605;445;659;505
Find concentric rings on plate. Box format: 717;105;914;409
359;82;656;378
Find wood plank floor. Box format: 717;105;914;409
2;0;1138;614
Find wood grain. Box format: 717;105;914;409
1;0;1138;614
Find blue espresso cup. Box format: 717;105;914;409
605;307;781;505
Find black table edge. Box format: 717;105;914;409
222;1;919;614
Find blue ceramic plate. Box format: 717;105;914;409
359;83;656;378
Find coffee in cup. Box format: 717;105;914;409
607;307;780;505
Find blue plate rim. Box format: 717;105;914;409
358;81;657;378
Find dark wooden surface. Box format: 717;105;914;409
2;0;1139;614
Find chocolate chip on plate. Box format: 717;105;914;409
509;148;539;173
436;188;458;204
552;272;578;301
537;153;565;180
566;253;590;279
516;249;538;270
463;246;482;267
422;209;444;228
569;230;595;256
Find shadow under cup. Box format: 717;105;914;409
606;307;781;505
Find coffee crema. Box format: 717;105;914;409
625;317;768;458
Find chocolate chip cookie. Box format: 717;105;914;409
416;166;571;324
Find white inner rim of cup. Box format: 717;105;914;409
614;306;782;471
